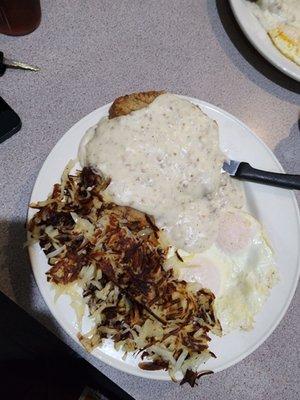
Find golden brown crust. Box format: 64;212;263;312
108;90;165;119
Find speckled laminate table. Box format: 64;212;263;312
0;1;299;399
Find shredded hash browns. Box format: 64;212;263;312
28;165;221;385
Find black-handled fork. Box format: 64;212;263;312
223;160;300;190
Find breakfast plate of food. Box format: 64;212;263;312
27;91;300;386
229;0;300;81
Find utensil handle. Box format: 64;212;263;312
236;162;300;190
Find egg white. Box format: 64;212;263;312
165;209;279;335
247;0;300;66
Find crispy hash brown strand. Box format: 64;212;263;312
28;166;221;385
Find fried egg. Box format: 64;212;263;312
247;0;300;66
165;209;279;334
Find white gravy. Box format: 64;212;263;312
79;94;245;252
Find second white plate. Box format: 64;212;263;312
28;96;300;380
229;0;300;81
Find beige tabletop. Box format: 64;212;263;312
0;1;299;399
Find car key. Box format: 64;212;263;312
0;51;39;76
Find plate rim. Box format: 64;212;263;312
27;95;300;380
229;0;300;82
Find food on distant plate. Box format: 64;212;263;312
246;0;300;65
27;92;278;385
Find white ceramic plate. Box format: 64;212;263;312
28;96;300;380
229;0;300;82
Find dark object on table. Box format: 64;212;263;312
79;386;109;400
0;96;21;144
0;0;41;36
0;291;135;400
223;160;300;190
